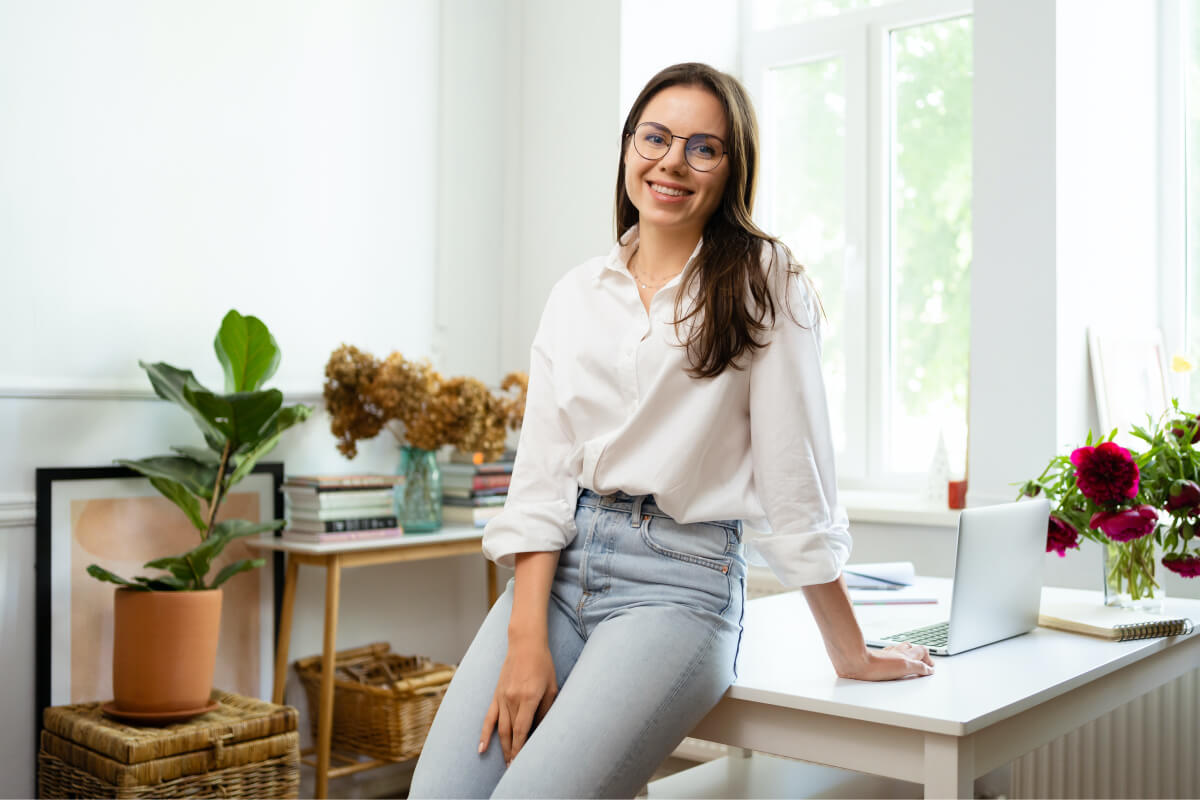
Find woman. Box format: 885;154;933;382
410;62;933;799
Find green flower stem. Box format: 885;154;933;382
1106;538;1160;601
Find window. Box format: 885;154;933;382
742;0;973;489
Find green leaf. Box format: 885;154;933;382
226;404;313;488
139;361;226;445
180;518;281;583
143;555;200;585
116;456;216;501
213;518;285;539
210;558;266;589
215;310;281;393
86;564;145;588
185;386;283;448
171;445;222;467
147;476;207;531
134;575;189;591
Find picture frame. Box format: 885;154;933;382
35;463;284;719
1087;328;1171;445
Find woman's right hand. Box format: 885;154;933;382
479;636;558;764
835;642;934;681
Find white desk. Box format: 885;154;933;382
689;578;1200;798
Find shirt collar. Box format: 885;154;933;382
597;224;704;289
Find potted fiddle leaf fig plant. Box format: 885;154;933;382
88;310;312;720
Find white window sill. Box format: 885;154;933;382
839;490;960;528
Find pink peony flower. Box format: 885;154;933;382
1171;417;1200;443
1162;554;1200;578
1166;479;1200;513
1071;442;1139;505
1089;505;1158;542
1046;515;1080;557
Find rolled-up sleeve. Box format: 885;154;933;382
481;286;579;567
748;255;852;587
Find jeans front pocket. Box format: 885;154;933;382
639;514;734;573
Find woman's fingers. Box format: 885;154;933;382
479;699;499;754
509;698;539;758
904;657;934;677
876;645;934;679
496;700;513;763
536;684;557;723
900;643;932;666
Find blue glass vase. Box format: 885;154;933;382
395;445;442;533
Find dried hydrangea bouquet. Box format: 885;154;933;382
323;345;527;531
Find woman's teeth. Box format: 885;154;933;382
650;183;688;197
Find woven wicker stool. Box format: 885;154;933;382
38;690;300;799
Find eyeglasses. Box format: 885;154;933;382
627;121;727;172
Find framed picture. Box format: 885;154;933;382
35;463;283;718
1088;328;1171;444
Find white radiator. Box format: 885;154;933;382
1012;667;1200;799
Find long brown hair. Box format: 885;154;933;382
616;62;807;380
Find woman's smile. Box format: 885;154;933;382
647;180;693;201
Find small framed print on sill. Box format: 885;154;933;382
1087;328;1171;446
34;463;284;719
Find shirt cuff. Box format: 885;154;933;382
748;529;852;588
481;499;577;568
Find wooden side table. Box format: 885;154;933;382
247;527;499;799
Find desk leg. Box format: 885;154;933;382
272;557;300;705
315;556;342;800
924;733;974;799
486;560;498;609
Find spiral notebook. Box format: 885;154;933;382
1038;601;1195;642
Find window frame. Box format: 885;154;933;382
740;0;974;491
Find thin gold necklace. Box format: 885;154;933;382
629;251;678;290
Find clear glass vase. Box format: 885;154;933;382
1103;537;1164;612
395;445;442;533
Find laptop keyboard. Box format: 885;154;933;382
882;621;949;649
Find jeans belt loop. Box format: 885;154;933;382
630;494;645;527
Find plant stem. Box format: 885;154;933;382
204;439;233;539
185;554;204;590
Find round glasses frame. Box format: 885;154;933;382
627;122;727;172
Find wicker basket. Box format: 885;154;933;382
38;690;299;799
294;641;455;762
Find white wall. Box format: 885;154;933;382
501;0;622;374
1054;0;1159;443
967;0;1060;507
434;0;509;383
0;1;437;396
619;0;740;124
0;2;456;797
968;0;1161;503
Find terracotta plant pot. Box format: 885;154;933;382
112;588;223;713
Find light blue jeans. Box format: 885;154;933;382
409;488;747;798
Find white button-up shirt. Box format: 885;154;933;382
481;226;851;587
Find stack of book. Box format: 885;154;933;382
441;451;514;528
281;474;406;544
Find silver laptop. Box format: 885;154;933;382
865;498;1050;656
